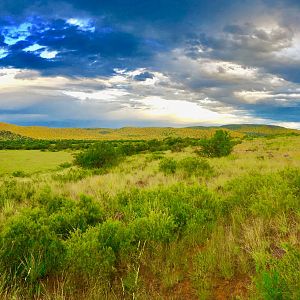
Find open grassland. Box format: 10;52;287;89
0;134;299;299
1;122;299;140
0;150;73;175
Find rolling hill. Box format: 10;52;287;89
0;122;299;141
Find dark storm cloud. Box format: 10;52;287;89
0;17;159;76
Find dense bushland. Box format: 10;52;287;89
0;167;299;299
0;138;95;151
74;131;236;170
0;133;299;299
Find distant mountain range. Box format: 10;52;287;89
0;122;299;141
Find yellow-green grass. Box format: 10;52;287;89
1;121;299;140
0;135;299;299
1;135;298;193
0;150;73;175
53;135;300;199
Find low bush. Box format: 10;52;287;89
131;211;177;243
158;158;177;175
74;142;122;169
0;208;65;283
11;170;28;178
224;169;300;217
65;227;116;279
0;193;104;286
178;157;213;177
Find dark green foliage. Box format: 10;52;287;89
0;131;29;141
255;270;284;300
58;162;72;169
11;170;28;178
199;130;235;157
0;138;95;151
74;142;122;169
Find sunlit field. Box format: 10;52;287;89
0;128;299;299
0;150;73;175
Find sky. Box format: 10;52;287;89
0;0;299;128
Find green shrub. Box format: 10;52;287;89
65;227;116;278
0;193;105;285
178;157;213;177
74;142;122;169
199;130;235;157
11;170;28;178
42;194;104;238
0;208;65;282
158;158;177;175
224;170;300;217
131;211;176;243
116;184;217;234
66;220;134;279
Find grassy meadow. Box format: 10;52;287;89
0;150;73;175
0;125;299;299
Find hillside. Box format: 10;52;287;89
0;122;299;141
220;124;300;137
0;130;30;141
189;124;300;137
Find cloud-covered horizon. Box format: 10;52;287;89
0;0;299;129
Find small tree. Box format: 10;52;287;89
199;130;235;157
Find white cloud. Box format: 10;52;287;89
0;67;299;129
66;18;95;32
2;22;32;45
63;89;130;102
40;49;58;59
23;44;45;52
0;48;8;59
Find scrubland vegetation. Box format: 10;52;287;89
0;126;299;299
